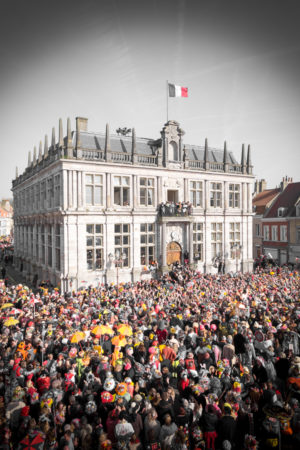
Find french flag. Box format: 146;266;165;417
168;83;188;97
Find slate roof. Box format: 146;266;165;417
73;131;238;163
264;182;300;218
253;189;280;215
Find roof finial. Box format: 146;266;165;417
38;141;43;162
246;144;252;174
16;166;18;178
223;141;229;172
105;123;110;152
59;118;63;147
28;150;32;167
204;138;209;169
33;146;37;165
44;135;49;158
241;143;246;174
51;127;56;148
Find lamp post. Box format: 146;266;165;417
108;250;126;287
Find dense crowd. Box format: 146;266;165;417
0;266;299;449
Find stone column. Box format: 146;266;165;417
205;180;210;211
242;183;247;214
224;181;228;210
157;176;163;204
184;178;189;202
68;171;73;209
73;171;77;209
106;173;111;208
247;183;252;213
162;223;167;269
77;171;82;208
133;175;138;208
189;222;194;264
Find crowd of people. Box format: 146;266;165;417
158;202;193;217
0;265;299;449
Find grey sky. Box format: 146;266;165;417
1;0;300;198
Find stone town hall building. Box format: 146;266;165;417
12;117;254;292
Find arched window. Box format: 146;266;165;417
168;141;178;161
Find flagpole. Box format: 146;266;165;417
166;80;169;122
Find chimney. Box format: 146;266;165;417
280;176;292;192
59;118;63;147
260;179;267;192
75;117;88;149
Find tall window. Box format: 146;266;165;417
30;187;34;212
211;223;223;258
255;224;260;236
139;178;154;206
86;224;103;270
229;184;240;208
47;177;54;208
47;226;52;267
30;225;34;257
36;184;40;210
114;176;130;206
271;225;278;241
41;181;46;209
229;223;241;258
280;225;287;242
296;226;300;243
193;223;203;261
85;174;103;205
114;224;130;267
140;224;155;265
54;174;61;207
190;181;203;207
263;226;270;240
210;183;222;207
55;225;61;270
41;226;45;264
35;226;39;260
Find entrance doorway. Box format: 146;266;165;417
167;190;178;203
166;241;182;266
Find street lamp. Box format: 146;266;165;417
231;243;242;273
108;250;126;287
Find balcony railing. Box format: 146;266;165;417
158;202;193;217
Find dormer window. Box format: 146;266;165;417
278;207;286;217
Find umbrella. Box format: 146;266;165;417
9;308;23;315
4;318;19;327
117;324;133;336
94;345;103;355
70;331;85;343
111;335;127;347
92;324;114;336
19;432;44;449
1;303;13;309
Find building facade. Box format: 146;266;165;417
12;117;254;292
0;203;13;238
261;179;300;265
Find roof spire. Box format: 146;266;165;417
223;141;229;172
51;127;56;148
241;143;246;173
105;123;110;153
59;118;63;147
38;141;43;162
204;138;209;169
132;128;137;164
33;146;37;165
66;117;73;157
247;144;252;174
44;135;49;158
16;166;18;178
28;150;32;167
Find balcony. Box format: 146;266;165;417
158;202;193;217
